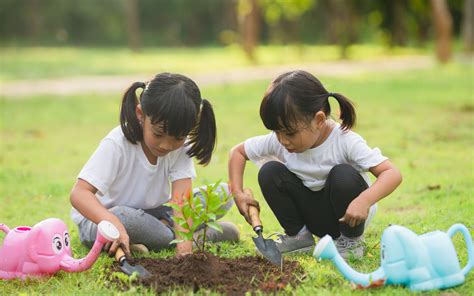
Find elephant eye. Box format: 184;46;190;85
64;232;70;248
52;235;63;254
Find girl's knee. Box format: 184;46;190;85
328;164;358;178
258;161;287;185
327;164;365;186
109;206;146;229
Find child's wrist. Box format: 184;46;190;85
355;194;373;208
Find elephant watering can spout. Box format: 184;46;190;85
61;221;119;272
313;235;385;287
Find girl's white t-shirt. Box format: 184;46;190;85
70;126;196;224
244;124;387;191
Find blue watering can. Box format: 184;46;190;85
313;224;473;291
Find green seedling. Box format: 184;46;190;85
166;182;232;252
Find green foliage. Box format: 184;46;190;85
166;182;232;252
259;0;315;24
0;0;466;47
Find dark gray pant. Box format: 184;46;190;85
78;183;233;251
258;162;369;238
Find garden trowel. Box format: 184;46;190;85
115;247;151;278
249;206;282;265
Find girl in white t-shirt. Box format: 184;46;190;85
228;70;402;258
71;73;239;258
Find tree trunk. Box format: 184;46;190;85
391;0;407;46
124;0;142;52
462;0;474;52
431;0;453;63
238;0;261;63
27;0;41;44
327;0;357;59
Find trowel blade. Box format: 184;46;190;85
252;234;282;265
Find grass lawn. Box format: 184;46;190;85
0;63;473;295
0;44;427;81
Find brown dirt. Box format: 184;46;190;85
111;252;305;295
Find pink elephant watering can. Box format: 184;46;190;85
0;218;119;280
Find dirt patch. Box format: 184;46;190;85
111;252;304;295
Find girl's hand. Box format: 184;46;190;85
176;240;193;258
104;221;131;257
338;197;371;228
234;188;260;225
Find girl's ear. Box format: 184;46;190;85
135;104;144;124
312;111;327;130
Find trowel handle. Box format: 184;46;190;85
249;205;262;233
115;247;127;265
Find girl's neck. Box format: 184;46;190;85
140;141;158;165
311;120;335;148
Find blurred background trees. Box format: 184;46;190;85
0;0;471;63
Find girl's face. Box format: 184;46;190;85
275;111;329;153
136;105;186;159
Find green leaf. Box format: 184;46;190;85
178;220;190;230
167;203;182;212
169;239;185;244
183;204;193;218
207;222;223;233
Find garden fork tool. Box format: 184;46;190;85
249;206;282;265
115;247;151;278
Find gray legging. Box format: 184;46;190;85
78;183;233;251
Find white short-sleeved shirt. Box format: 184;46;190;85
244;123;387;191
70;126;196;224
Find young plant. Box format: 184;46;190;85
166;182;232;252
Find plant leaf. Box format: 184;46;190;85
207;222;223;233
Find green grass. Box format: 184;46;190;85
0;63;473;295
0;44;427;81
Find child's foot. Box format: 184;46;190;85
273;230;315;254
194;221;240;243
334;235;364;259
130;243;149;254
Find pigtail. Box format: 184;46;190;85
187;99;217;166
120;82;146;144
330;93;356;131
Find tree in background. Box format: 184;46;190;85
0;0;468;63
237;0;261;63
325;0;358;59
431;0;453;63
124;0;142;52
391;0;407;46
463;0;474;52
259;0;315;44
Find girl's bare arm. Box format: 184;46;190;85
340;159;402;227
70;179;131;256
228;142;260;224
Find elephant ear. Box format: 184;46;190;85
26;226;44;260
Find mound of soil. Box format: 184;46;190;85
111;252;304;295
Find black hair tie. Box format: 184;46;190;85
327;92;334;97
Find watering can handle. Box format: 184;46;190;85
447;224;474;276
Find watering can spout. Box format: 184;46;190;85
61;221;119;272
313;235;385;287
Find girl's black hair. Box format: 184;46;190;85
260;70;356;132
120;73;216;166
